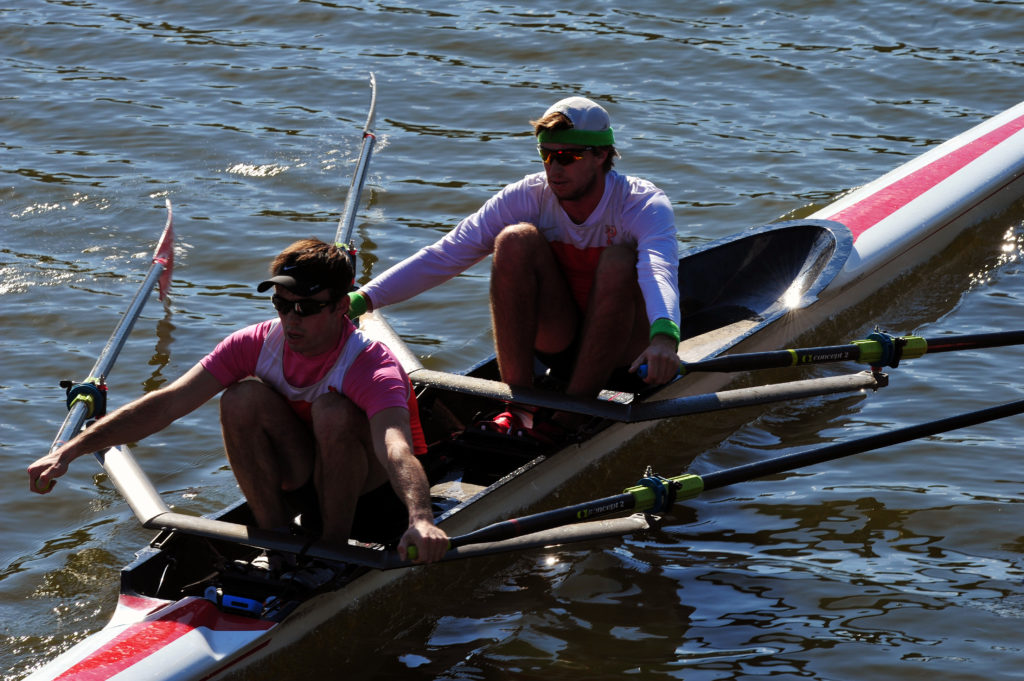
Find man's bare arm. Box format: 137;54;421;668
28;364;225;493
368;407;449;563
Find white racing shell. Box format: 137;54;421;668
22;100;1024;681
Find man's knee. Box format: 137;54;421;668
493;223;566;293
310;392;367;441
594;244;638;292
494;222;541;245
493;223;544;263
220;380;279;425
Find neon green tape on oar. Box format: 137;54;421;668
850;335;927;366
68;393;97;418
900;336;928;359
624;473;703;512
850;338;882;365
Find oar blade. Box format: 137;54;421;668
364;72;378;132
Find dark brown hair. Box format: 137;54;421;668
270;238;354;298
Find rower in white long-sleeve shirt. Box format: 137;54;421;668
348;96;681;442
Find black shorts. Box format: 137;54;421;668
534;341;648;394
284;478;409;544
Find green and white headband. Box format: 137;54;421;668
537;96;616;147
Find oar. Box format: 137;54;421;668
97;442;651;570
102;390;1024;568
401;395;1024;562
334;72;378;254
640;329;1024;378
45;200;174;490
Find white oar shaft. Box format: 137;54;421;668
335;73;378;249
50;200;174;453
411;368;884;423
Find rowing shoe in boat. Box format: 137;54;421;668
23;100;1024;681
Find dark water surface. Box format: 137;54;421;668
4;1;1024;679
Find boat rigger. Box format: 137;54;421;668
22;97;1024;681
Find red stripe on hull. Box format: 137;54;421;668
826;113;1024;238
55;598;273;680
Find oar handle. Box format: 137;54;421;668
399;516;652;567
404;541;448;563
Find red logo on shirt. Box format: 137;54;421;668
605;225;617;245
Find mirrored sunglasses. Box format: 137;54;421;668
537;145;595;166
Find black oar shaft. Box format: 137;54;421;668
921;330;1024;354
689;345;860;373
438;396;1024;559
701;397;1024;492
678;329;1024;375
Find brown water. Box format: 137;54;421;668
4;2;1024;679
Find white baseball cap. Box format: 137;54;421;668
537;96;615;146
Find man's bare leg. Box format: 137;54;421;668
220;380;315;531
565;244;649;399
490;223;578;388
310;392;388;545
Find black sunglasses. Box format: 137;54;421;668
271;294;335;317
537;145;595;166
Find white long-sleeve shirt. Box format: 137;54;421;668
361;170;680;328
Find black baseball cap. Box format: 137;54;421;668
256;264;331;297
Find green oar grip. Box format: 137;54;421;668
404;540;452;563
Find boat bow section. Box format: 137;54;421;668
817;101;1024;291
